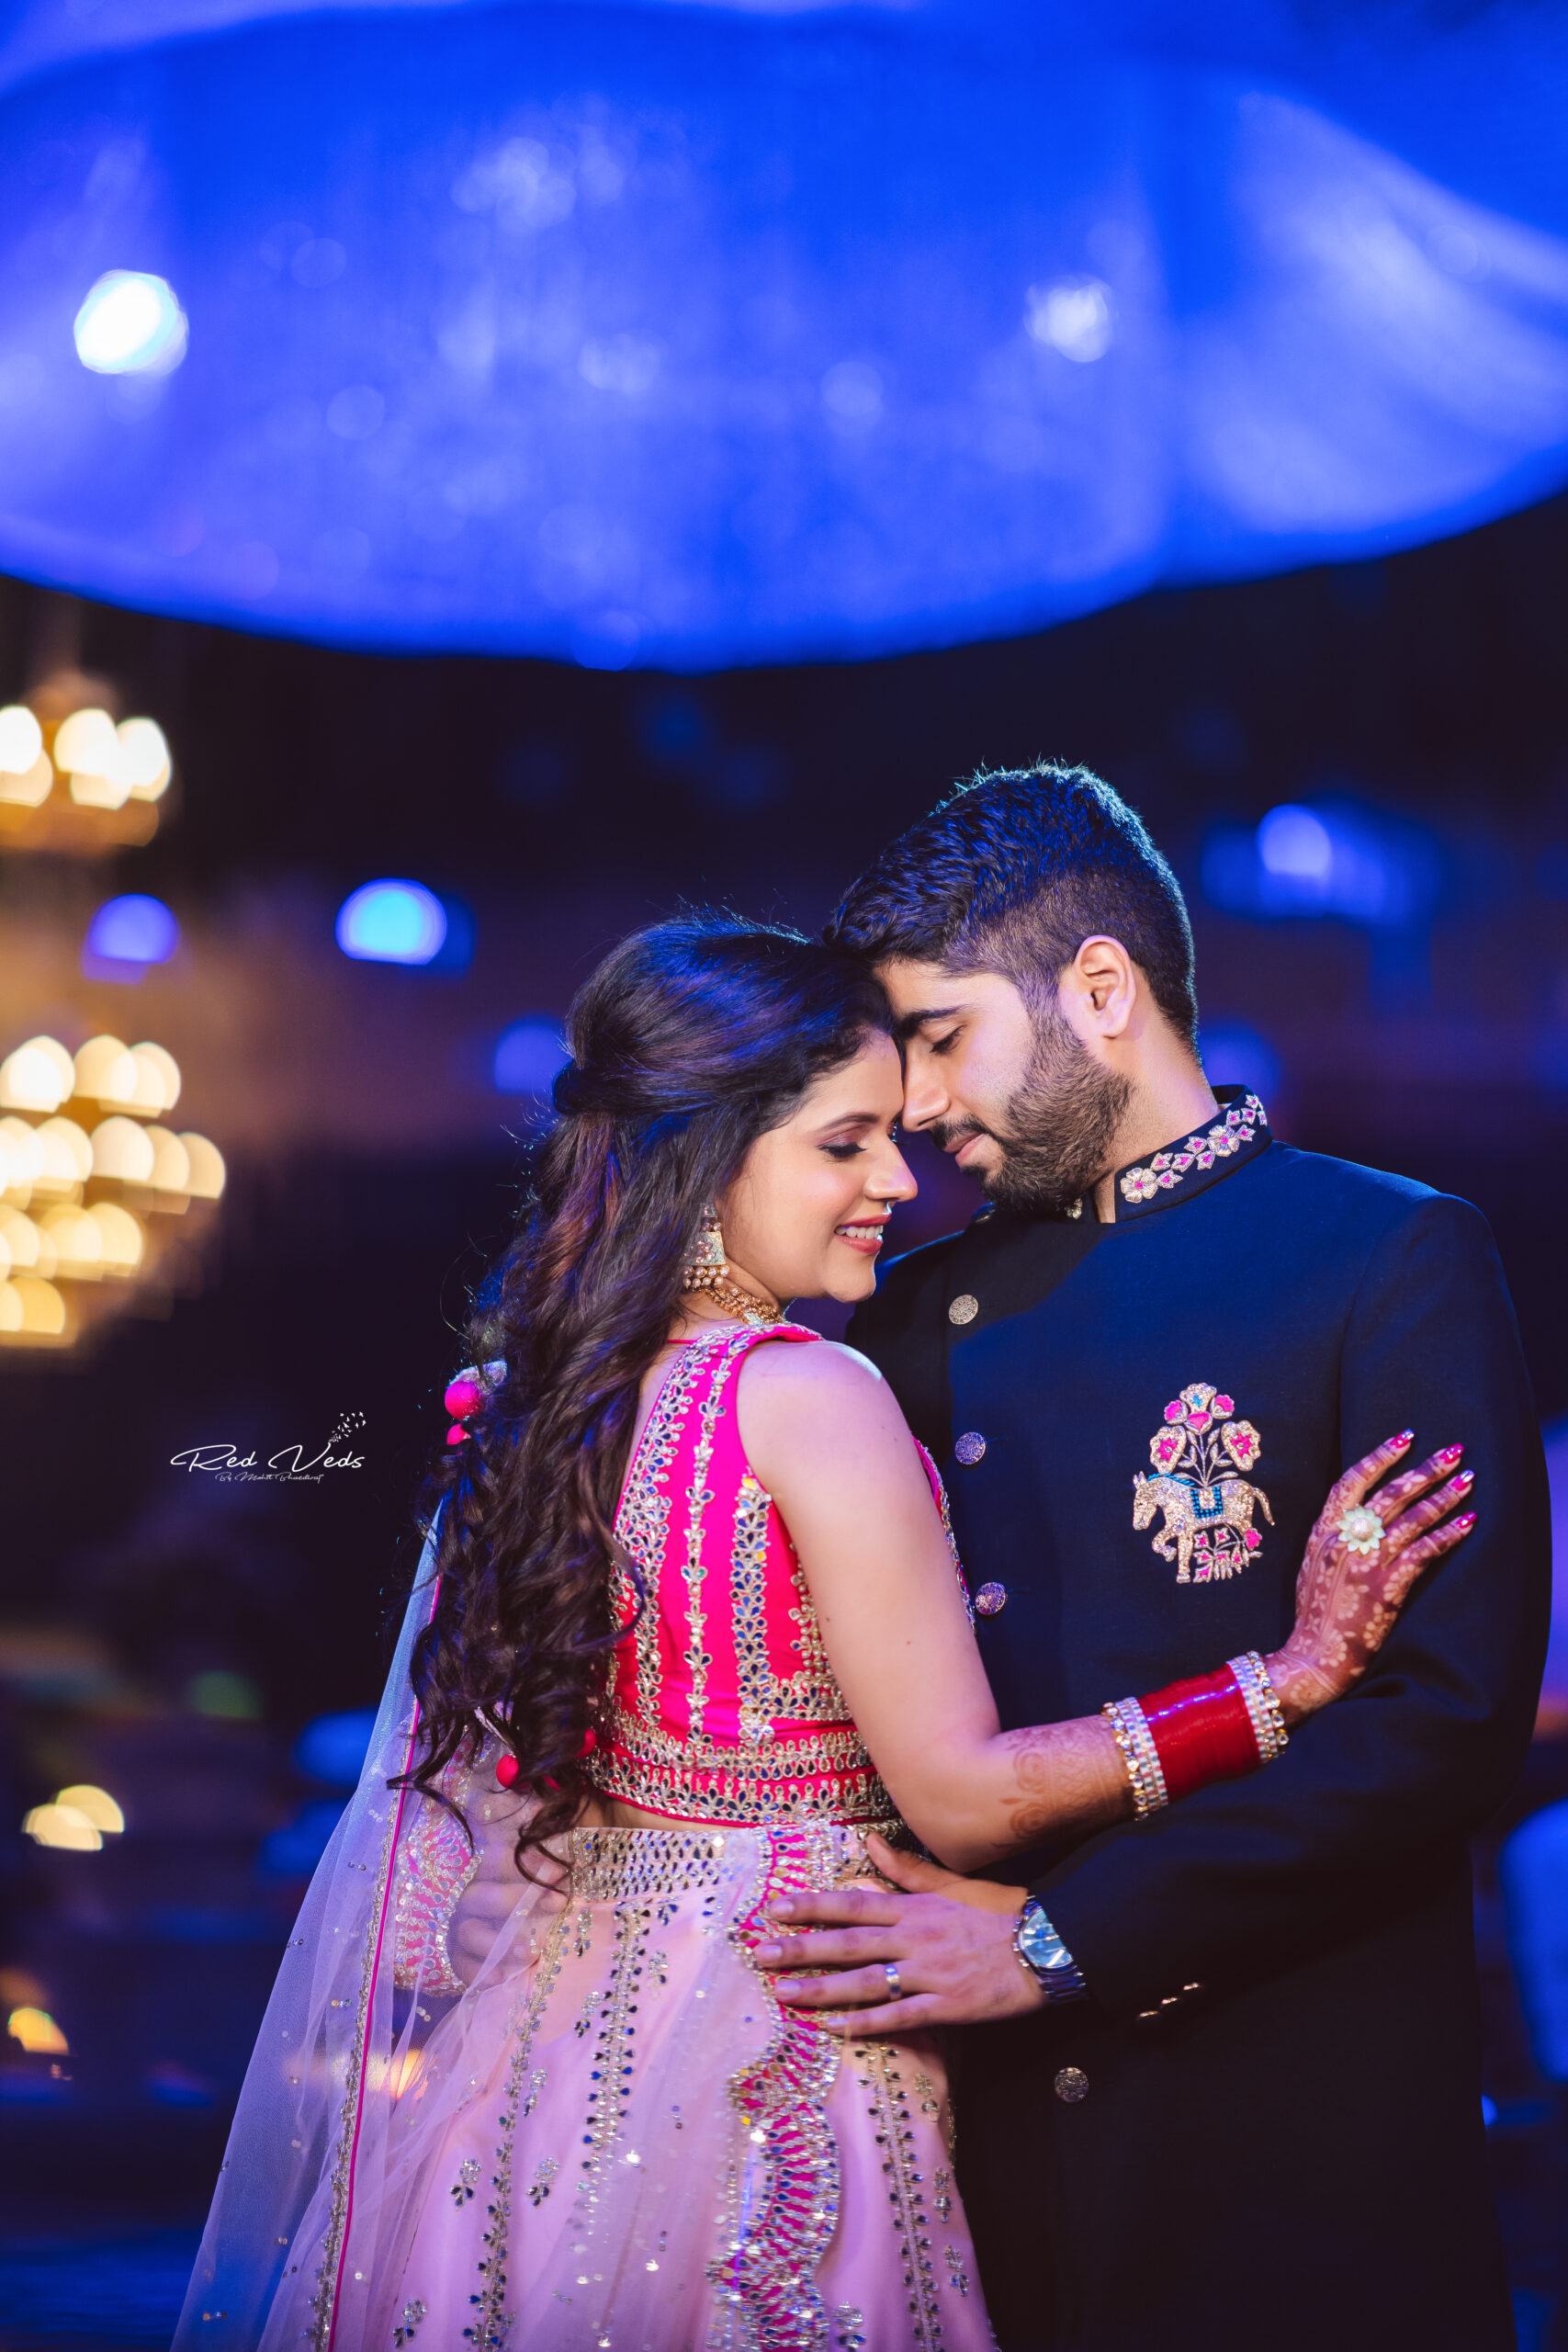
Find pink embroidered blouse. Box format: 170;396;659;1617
587;1321;957;1829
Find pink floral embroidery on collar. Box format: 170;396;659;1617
1117;1093;1268;1209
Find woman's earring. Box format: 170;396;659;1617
681;1205;782;1328
682;1206;728;1292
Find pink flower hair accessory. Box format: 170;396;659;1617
442;1358;507;1446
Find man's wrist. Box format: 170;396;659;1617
1012;1897;1089;2004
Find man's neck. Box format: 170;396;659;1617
1091;1064;1219;1225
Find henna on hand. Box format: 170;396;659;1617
1269;1434;1477;1724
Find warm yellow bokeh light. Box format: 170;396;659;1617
143;1126;192;1193
23;1803;102;1850
73;1035;136;1102
36;1207;103;1279
180;1133;226;1199
7;2007;68;2055
9;1274;66;1332
38;1116;92;1182
130;1042;180;1112
85;1202;143;1273
0;705;42;774
0;1041;67;1114
56;1784;124;1834
70;767;132;810
114;718;172;801
52;707;118;775
90;1114;156;1182
0;1117;45;1189
0;752;53;808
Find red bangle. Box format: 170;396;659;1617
1138;1664;1260;1801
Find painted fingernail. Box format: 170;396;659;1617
1452;1470;1475;1492
1393;1430;1415;1446
1451;1512;1476;1531
1438;1443;1464;1464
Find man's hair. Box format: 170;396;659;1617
824;762;1199;1049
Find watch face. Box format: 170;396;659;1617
1017;1905;1059;1973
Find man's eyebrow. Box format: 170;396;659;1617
895;1004;964;1042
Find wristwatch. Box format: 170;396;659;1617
1012;1897;1089;2004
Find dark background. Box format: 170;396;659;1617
1;487;1566;2345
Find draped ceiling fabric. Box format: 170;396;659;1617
0;0;1567;666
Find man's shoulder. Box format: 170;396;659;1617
1258;1139;1491;1248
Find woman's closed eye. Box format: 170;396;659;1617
821;1139;867;1160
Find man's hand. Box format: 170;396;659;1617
751;1835;1043;2033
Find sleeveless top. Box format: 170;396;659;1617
587;1321;962;1828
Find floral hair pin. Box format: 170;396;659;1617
443;1358;507;1447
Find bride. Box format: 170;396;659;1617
176;917;1473;2352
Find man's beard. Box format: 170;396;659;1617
932;1005;1133;1214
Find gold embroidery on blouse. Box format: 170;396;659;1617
731;1473;852;1739
681;1347;732;1741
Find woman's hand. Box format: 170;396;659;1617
1265;1433;1475;1726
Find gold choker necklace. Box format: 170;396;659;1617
686;1274;784;1329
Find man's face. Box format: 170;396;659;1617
877;957;1132;1212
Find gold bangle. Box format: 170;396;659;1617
1102;1697;1168;1816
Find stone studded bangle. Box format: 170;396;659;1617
1102;1696;1169;1817
1227;1649;1290;1765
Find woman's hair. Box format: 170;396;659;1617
395;913;892;1858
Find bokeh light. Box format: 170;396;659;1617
84;894;180;968
335;879;448;965
73;270;188;377
23;1802;102;1851
55;1785;125;1835
492;1018;569;1098
7;2007;69;2055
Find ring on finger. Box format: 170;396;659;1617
883;1961;902;1999
1336;1504;1384;1557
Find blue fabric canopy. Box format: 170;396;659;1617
1;0;1566;666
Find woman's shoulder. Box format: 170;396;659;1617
737;1332;903;1451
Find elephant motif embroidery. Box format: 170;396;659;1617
1133;1382;1272;1584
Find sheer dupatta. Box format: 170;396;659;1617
174;1515;560;2352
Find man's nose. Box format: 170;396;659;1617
900;1050;949;1134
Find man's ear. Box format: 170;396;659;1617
1059;935;1136;1041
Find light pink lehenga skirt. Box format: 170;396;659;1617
366;1821;996;2352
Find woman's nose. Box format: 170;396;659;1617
871;1142;919;1204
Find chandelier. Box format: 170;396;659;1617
0;671;172;855
0;1031;224;1350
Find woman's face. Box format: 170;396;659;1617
717;1033;918;1306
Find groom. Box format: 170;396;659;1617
755;765;1551;2352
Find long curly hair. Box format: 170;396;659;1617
394;914;892;1860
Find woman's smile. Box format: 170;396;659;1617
833;1216;889;1256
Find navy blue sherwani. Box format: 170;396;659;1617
847;1089;1550;2352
